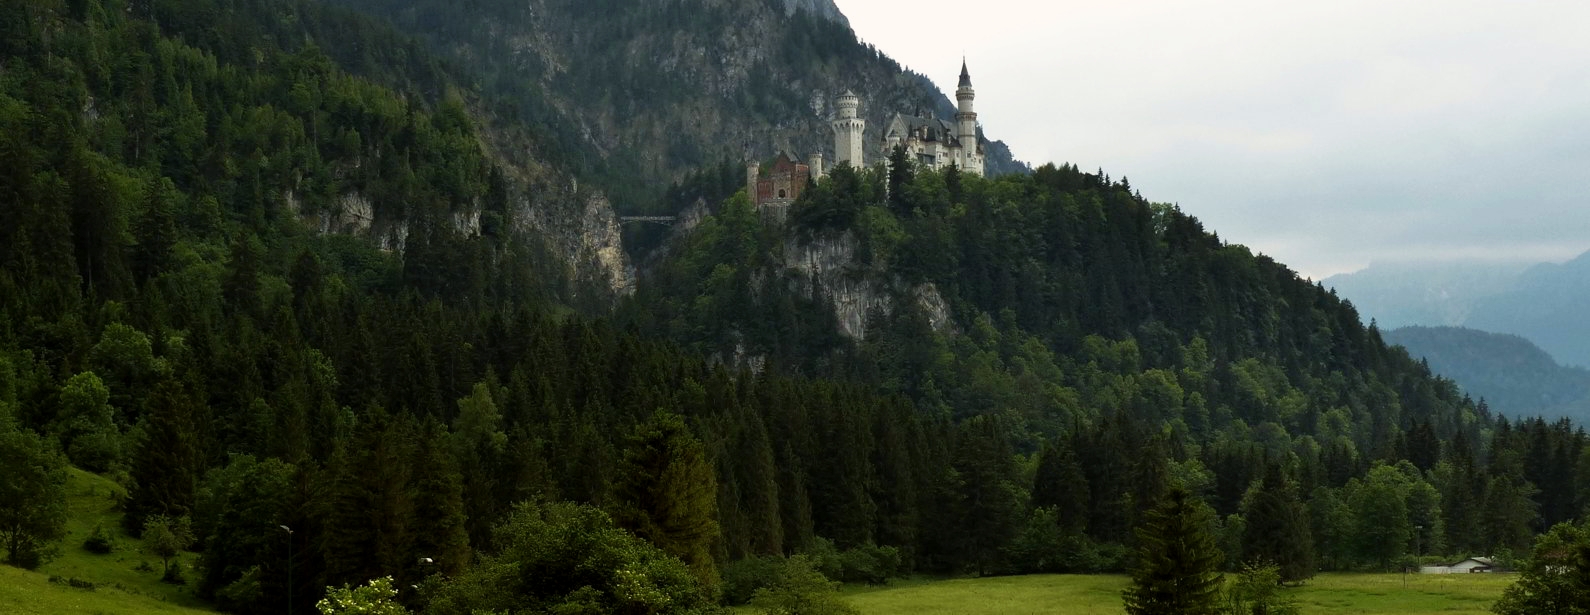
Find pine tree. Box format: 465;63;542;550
1123;487;1224;615
613;411;722;593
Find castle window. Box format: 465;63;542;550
778;189;787;198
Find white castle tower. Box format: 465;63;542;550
832;90;865;167
955;60;985;176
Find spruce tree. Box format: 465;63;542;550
613;411;722;593
1123;487;1224;615
125;378;203;532
1241;463;1316;583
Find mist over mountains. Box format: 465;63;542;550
1327;250;1590;369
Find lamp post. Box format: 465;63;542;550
281;525;294;615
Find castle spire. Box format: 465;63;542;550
958;58;972;88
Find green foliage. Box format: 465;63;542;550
82;524;115;555
1123;488;1224;615
0;427;68;570
54;371;124;472
426;500;714;615
141;515;194;580
837;543;902;585
1492;521;1590;615
1225;562;1300;615
613;411;722;593
749;554;858;615
318;576;411;615
1240;464;1315;583
193;454;296;611
124;378;204;533
723;554;787;605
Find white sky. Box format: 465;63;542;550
833;0;1590;279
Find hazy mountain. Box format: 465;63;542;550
1465;251;1590;369
1385;326;1590;421
1321;261;1530;329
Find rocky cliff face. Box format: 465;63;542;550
290;173;634;300
517;180;636;298
783;230;950;340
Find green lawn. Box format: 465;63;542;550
756;572;1513;614
1292;572;1512;614
0;468;219;615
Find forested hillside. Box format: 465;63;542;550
1386;326;1590;422
625;160;1580;580
2;0;1588;614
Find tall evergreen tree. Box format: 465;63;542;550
1123;487;1224;615
1241;463;1316;583
613;411;722;593
124;377;204;532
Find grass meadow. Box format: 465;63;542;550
2;469;1516;614
0;468;215;615
776;571;1513;614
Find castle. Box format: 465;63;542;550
867;61;985;177
748;62;985;210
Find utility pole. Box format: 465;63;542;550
281;525;294;615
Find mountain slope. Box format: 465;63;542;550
1465;250;1590;369
1385;326;1590;421
320;0;1028;211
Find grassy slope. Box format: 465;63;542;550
0;468;219;615
805;573;1511;614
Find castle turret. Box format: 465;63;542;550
955;61;984;176
832;91;865;167
810;152;824;180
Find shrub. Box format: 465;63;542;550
801;537;843;581
722;555;785;605
83;524;115;554
162;560;186;585
838;544;901;585
749;555;856;615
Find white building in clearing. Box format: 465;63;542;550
829;61;986;177
1420;556;1496;574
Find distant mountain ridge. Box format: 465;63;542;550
1326;249;1590;368
1385;326;1590;422
1321;261;1529;328
1465;251;1590;369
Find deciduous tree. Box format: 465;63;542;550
0;426;68;569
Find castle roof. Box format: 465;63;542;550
958;60;972;88
885;114;962;147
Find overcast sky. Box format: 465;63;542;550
832;0;1590;280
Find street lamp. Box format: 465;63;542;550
281;525;294;615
